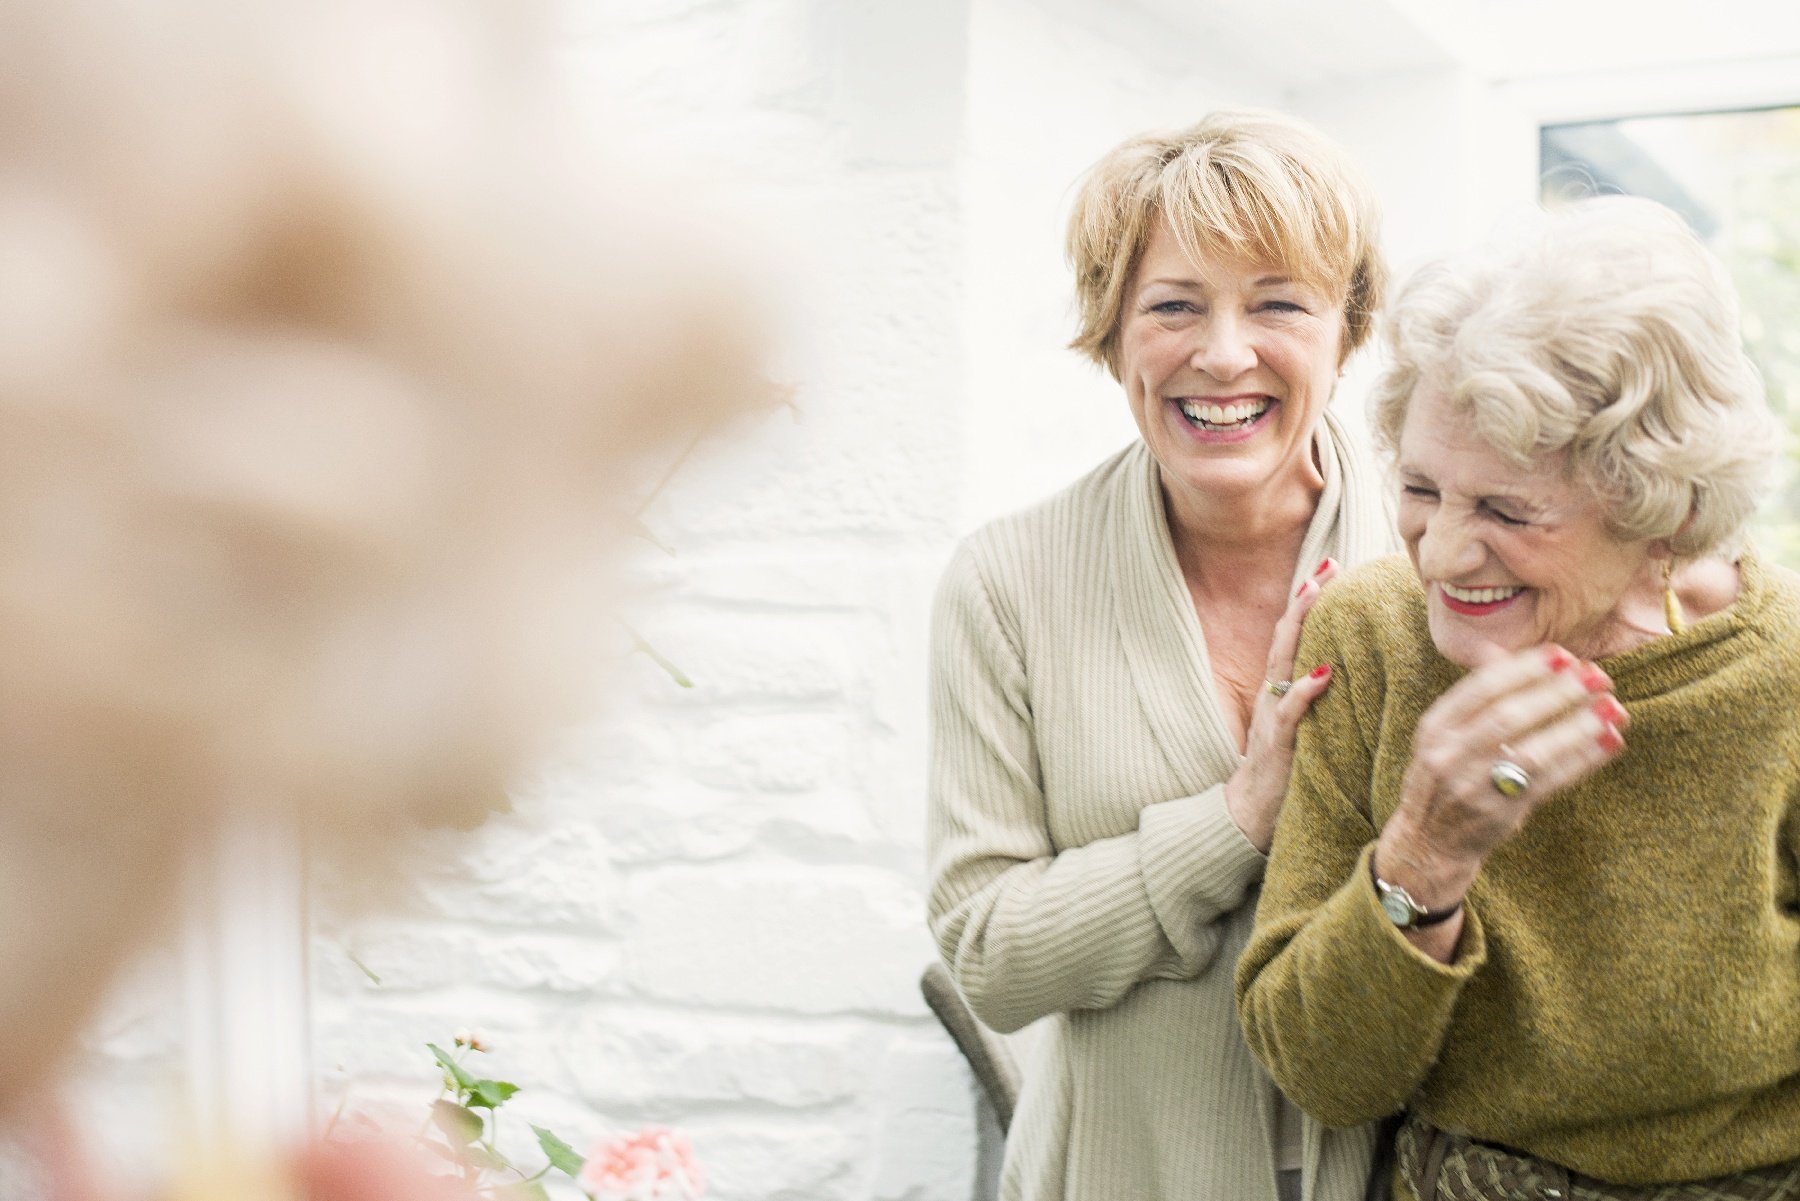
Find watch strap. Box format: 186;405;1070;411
1371;858;1461;928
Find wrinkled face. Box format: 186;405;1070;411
1116;217;1345;513
1398;390;1660;667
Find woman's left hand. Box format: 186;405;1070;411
1224;558;1341;853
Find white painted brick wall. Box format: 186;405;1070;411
302;3;1314;1199
38;4;1378;1200
312;2;980;1197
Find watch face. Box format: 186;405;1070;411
1380;889;1415;927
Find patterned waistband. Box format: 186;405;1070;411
1396;1113;1800;1201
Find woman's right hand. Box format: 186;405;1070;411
1375;644;1629;916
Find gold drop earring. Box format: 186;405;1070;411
1663;558;1686;635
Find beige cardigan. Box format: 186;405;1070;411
927;414;1395;1201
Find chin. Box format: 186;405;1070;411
1427;616;1520;671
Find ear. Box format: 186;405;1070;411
1649;501;1699;562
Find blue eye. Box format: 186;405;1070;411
1261;300;1305;313
1149;300;1196;314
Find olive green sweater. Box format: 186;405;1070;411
1236;551;1800;1189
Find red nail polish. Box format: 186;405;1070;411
1313;558;1335;576
1294;580;1310;598
1577;663;1611;693
1543;646;1575;671
1309;663;1332;679
1597;723;1625;753
1591;696;1627;724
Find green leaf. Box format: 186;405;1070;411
345;950;382;986
421;1140;461;1164
431;1100;484;1146
467;1079;520;1110
428;1043;478;1092
531;1125;585;1177
632;635;693;688
463;1144;508;1171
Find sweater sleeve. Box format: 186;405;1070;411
1235;600;1488;1126
926;542;1268;1034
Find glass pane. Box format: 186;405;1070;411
1541;106;1800;566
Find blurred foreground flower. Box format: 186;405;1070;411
578;1129;704;1201
27;1105;483;1201
0;0;779;1117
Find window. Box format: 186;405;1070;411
1541;106;1800;563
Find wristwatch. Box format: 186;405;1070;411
1371;861;1460;929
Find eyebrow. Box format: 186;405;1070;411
1138;274;1299;290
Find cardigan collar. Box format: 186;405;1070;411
1108;410;1394;792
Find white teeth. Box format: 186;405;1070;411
1179;398;1269;427
1441;583;1524;604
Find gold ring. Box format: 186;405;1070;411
1266;679;1292;698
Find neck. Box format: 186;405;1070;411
1571;563;1680;660
1161;463;1324;594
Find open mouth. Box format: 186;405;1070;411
1177;397;1270;433
1438;582;1525;616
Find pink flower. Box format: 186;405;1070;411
578;1127;704;1201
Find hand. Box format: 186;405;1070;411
1224;558;1341;853
1377;643;1629;910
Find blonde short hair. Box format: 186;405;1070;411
1370;196;1776;558
1065;109;1385;378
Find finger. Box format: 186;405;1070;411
1256;661;1335;743
1264;558;1338;684
1475;696;1628;808
1451;665;1612;757
1272;662;1334;729
1423;644;1606;738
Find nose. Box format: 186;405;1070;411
1190;312;1257;381
1413;507;1486;583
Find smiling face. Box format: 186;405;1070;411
1116;217;1346;518
1397;390;1667;667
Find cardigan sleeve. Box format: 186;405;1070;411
1235;601;1488;1126
926;542;1268;1034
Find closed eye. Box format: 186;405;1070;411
1485;503;1529;527
1401;484;1438;500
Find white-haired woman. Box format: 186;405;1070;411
1237;196;1800;1200
928;110;1393;1201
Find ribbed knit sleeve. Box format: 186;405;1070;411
927;539;1267;1034
1236;569;1487;1126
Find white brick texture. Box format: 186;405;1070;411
59;3;1317;1199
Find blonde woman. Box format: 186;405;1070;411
928;111;1392;1201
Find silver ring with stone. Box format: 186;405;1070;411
1490;759;1530;797
1266;679;1292;698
